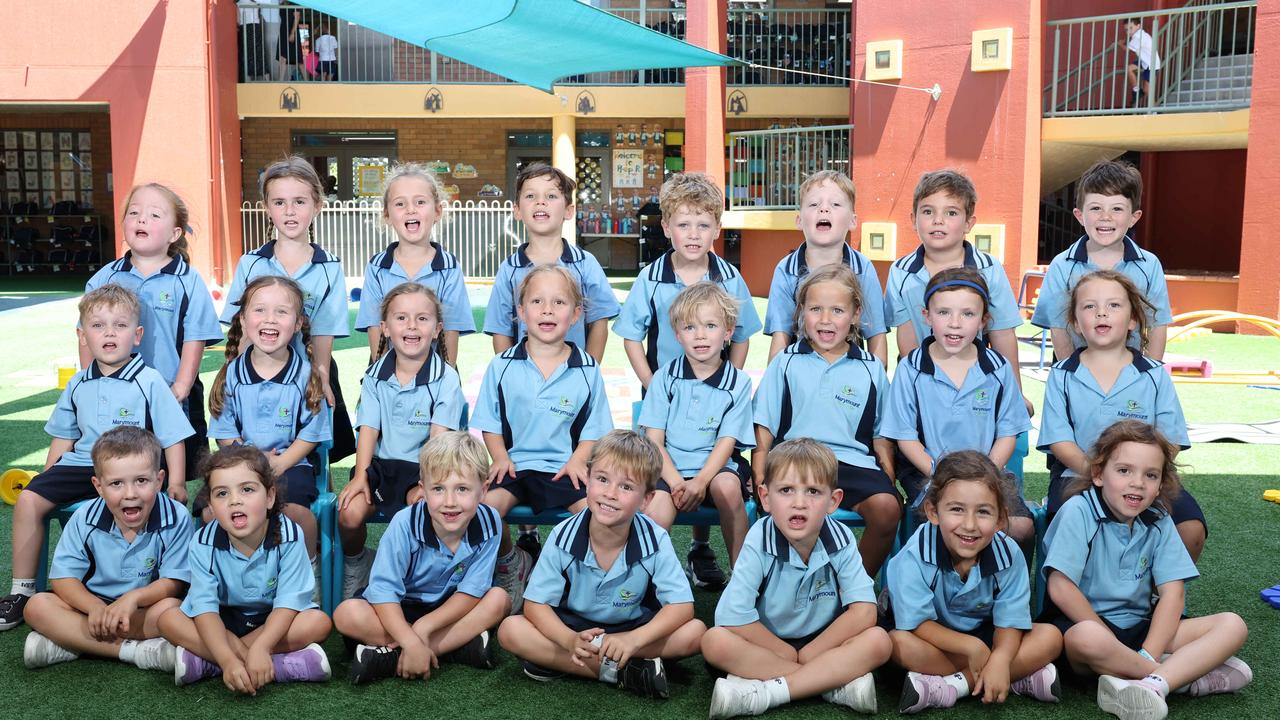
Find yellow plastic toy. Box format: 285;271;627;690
1264;489;1280;505
0;468;35;505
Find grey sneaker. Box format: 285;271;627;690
23;631;78;669
1012;663;1061;703
342;547;374;601
494;547;533;614
900;672;958;714
823;671;877;714
133;638;178;672
686;543;727;590
1187;657;1252;696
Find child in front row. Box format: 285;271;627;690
703;438;890;718
1032;160;1172;361
498;430;706;699
753;264;899;577
886;451;1062;713
614;172;762;587
1043;420;1250;720
884;268;1034;543
472;265;614;612
764;169;887;365
23;427;192;672
1038;269;1206;560
1;284;193;631
339;282;465;599
160;445;332;693
638;282;754;568
335;432;509;685
208;275;332;562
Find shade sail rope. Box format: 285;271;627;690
741;62;943;100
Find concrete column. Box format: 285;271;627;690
683;0;728;191
1237;2;1280;327
552;113;577;243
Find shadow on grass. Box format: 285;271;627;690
0;418;55;467
0;389;62;417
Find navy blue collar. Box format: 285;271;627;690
1058;347;1156;374
372;348;444;387
90;494;178;533
656;250;726;284
118;251;185;276
761;515;854;561
923;522;1009;577
1083;486;1163;527
411;503;498;550
252;240;331;264
514;239;577;267
507;339;589;367
904;241;979;274
793;338;866;361
670;355;730;388
916;337;997;376
1068;235;1142;264
212;514;285;550
789;242;858;276
238;347;303;385
564;510;661;565
376;241;448;272
87;354;146;381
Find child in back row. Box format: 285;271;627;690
208;275;332;562
1043;420;1249;720
2;284;193;632
1032;160;1172;361
339;282;465;599
884;268;1034;542
23;427;192;673
884;169;1028;410
1038;270;1206;560
615;171;761;586
222;157;354;461
472;264;615;611
886;451;1061;714
703;438;889;718
84;183;223;483
498;430;705;700
765;170;887;366
356;164;474;364
638;282;754;568
336;432;509;685
753;264;899;577
160;445;332;693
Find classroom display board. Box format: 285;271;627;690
1;130;94;210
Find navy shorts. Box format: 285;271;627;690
277;463;320;507
491;469;586;514
836;462;900;510
318;60;337;77
366;457;421;515
1047;458;1207;534
25;464;98;505
553;604;656;635
1050;614;1151;653
781;629;826;651
655;466;749;507
220;607;271;638
354;587;452;625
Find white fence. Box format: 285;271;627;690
239;200;526;282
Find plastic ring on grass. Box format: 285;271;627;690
0;468;34;505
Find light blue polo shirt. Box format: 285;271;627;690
470;341;613;474
355;349;464;463
637;357;754;476
883;338;1030;464
482;239;621;349
523;509;693;625
50;494;193;600
764;242;887;341
753;341;888;469
1042;487;1197;629
1031;236;1173;349
884;242;1021;343
355;241;475;335
220;240;349;341
364;503;501;605
85;253;224;384
1037;349;1188;478
207;348;332;460
887;522;1030;633
182;514;316;617
715;515;875;639
45;355;195;467
612;251;762;372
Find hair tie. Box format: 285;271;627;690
924;279;988;306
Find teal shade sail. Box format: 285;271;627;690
292;0;740;92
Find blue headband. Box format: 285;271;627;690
924;279;988;306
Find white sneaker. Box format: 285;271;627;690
342;547;374;600
1097;675;1168;720
23;631;79;669
494;547;533;614
823;671;877;714
133;638;177;672
709;676;771;719
1187;656;1252;696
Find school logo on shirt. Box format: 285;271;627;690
112;407;141;427
155;290;175;312
136;557;158;577
809;577;836;602
834;384;862;409
1132;555;1151;580
453;562;467;577
275;406;293;429
971;389;993;412
697;415;718;433
549;396;577;419
409;408;431;427
302;290;319;315
1117;399;1149;420
613;588;640;608
266;576;277;590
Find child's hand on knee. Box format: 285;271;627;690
600;631;644;668
571;628;603;667
101;594;140;638
266;449;291;479
222;659;257;695
339;472;370;509
246;646;274;689
398;639;437;679
87;604;115;642
976;659;1010;704
486;459;515;491
555;457;589;490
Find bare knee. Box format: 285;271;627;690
1007;516;1034;544
858;625;893;663
333;599;371;636
670;619;707;656
861;494;902;530
700;626;737;663
497;614;534;651
1064;621;1114;662
22;592;61;625
14;490;53;523
1177;521;1205;562
338;501;371;531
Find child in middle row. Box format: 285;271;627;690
615;172;761;587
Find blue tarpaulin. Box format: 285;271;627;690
292;0;740;92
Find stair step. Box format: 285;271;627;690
1198;53;1253;69
1163;88;1252;105
1179;75;1252;90
1189;66;1253;82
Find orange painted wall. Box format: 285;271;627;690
0;1;242;284
1238;2;1280;325
852;0;1041;293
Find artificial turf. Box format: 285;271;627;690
0;297;1277;719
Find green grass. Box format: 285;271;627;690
0;300;1278;718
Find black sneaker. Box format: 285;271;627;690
0;593;30;631
686;544;727;590
617;657;669;699
522;659;564;682
349;644;400;685
516;530;543;563
444;630;496;670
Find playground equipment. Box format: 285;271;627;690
0;468;34;505
1162;310;1280;385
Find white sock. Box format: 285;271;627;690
943;672;971;698
764;677;790;708
118;639;138;663
10;579;35;596
1143;674;1170;697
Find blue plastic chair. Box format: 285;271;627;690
1031;504;1050;618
